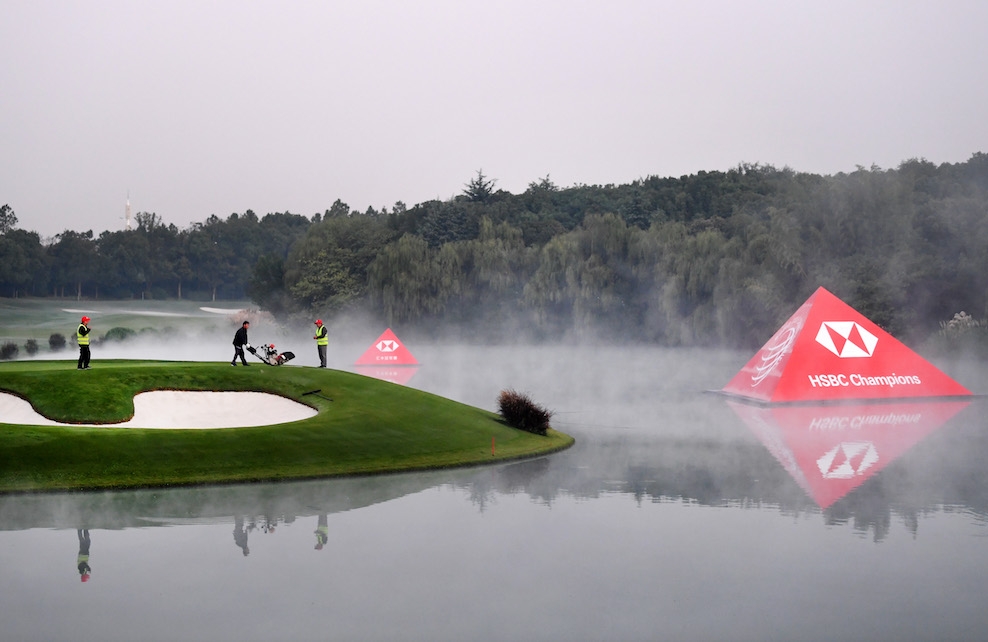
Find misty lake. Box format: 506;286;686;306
3;343;988;641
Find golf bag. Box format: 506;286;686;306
247;343;296;366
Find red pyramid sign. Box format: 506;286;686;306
354;328;418;366
721;287;971;403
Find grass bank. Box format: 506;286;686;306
0;360;573;493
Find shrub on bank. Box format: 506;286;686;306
498;389;553;436
104;327;137;342
49;333;67;352
25;339;38;355
0;341;19;360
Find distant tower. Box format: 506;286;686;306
125;192;132;230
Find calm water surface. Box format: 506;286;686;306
2;345;988;641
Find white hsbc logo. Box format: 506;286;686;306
815;322;877;358
376;339;400;353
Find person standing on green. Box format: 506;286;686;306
313;319;328;368
231;320;251;366
77;316;92;370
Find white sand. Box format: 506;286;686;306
0;391;317;429
199;306;247;314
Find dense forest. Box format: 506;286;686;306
3;153;988;348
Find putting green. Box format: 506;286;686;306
0;360;574;493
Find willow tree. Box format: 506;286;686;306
445;218;533;329
367;234;460;325
523;213;644;338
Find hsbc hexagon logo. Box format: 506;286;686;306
376;339;400;353
815;321;877;358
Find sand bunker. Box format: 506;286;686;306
0;391;318;429
200;306;247;314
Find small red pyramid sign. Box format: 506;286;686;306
354;328;418;366
722;287;971;403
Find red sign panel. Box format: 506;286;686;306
354;328;419;366
721;287;971;403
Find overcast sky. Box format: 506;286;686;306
2;1;987;238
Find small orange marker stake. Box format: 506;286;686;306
491;437;496;456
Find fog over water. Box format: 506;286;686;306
4;307;988;640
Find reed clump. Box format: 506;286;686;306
497;389;553;436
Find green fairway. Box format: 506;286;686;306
0;360;573;493
0;298;254;345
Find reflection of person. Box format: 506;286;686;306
313;319;328;368
263;515;277;534
77;316;92;370
77;529;92;582
314;514;328;550
231;321;251;366
233;516;249;556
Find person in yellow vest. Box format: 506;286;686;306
77;316;92;370
313;319;328;368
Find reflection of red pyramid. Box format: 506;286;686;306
722;287;971;403
354;328;418;366
728;399;971;508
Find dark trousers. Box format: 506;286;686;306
317;344;327;367
232;346;248;365
78;345;91;369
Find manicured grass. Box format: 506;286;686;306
0;298;251;345
0;360;573;493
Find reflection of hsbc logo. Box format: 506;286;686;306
815;322;877;358
817;441;879;479
376;340;400;353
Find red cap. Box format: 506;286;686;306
81;574;90;582
315;319;322;326
81;316;90;323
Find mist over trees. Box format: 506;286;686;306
3;154;988;348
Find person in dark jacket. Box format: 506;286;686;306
231;321;251;366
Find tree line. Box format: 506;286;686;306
3;153;988;348
0;206;311;301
